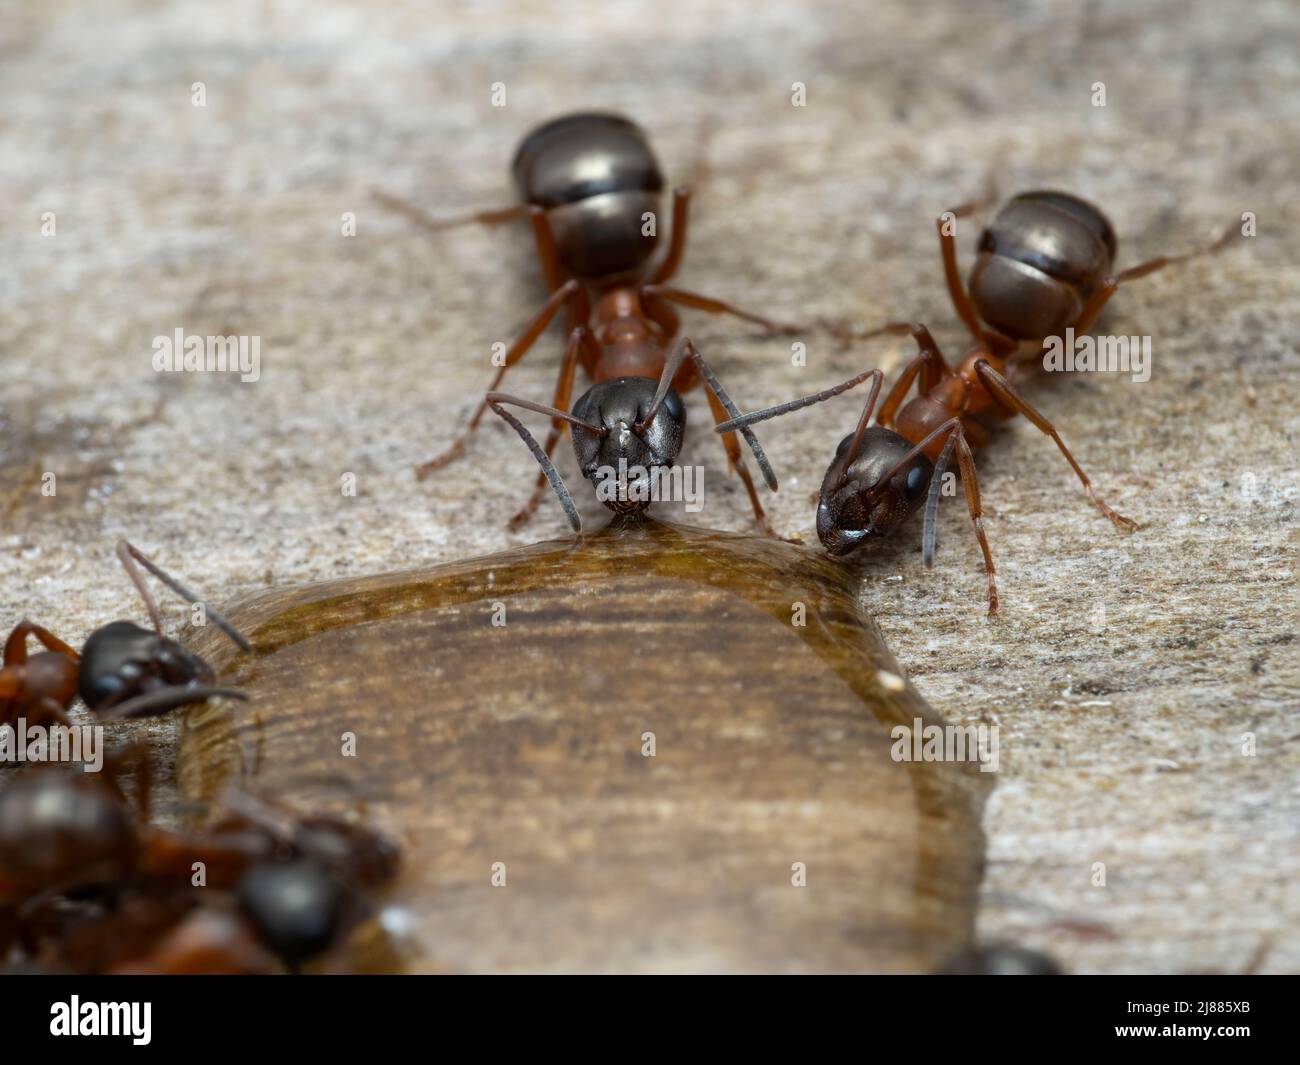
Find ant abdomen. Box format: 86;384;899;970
512;112;664;280
969;190;1118;341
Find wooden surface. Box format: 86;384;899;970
1;0;1296;972
179;517;988;973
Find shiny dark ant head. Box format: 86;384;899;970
78;621;214;711
817;426;933;556
70;541;252;721
512;112;665;281
570;377;686;514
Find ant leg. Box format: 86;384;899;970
3;620;78;666
974;361;1138;531
370;189;531;233
866;322;951;428
507;326;598;531
712;321;946;468
527;205;572;299
948;426;1000;616
856;416;1001;614
116;541;251;652
26;697;73;731
665;337;780;534
639;284;807;336
97;740;153;818
649;187;691;284
416;278;584;478
1071;226;1237;337
936;198;996;346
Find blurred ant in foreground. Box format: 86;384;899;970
720;191;1235;613
375;112;820;532
0;768;400;973
0;540;248;729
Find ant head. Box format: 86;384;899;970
78;620;215;711
817;427;933;556
570;377;685;512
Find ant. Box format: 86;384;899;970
373;111;814;531
487;335;776;532
0;539;249;730
0;770;399;972
718;190;1235;613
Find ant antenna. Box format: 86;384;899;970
486;392;607;533
715;368;884;493
922;432;959;568
116;541;252;652
99;685;249;721
645;337;778;491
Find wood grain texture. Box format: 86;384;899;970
178;517;988;973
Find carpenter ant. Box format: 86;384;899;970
374;111;814;531
0;540;249;729
719;191;1235;613
0;769;400;972
487;335;776;532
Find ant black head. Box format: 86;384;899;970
74;541;252;720
78;621;214;709
816;426;933;556
570;377;685;513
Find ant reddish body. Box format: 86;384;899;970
0;540;249;730
0;768;400;972
718;190;1234;613
375;111;812;532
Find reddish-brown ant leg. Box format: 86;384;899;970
369;188;530;233
528;206;575;306
416;278;584;478
98;741;154;819
3;621;78;666
936;201;995;346
639;284;806;336
858;323;951;429
507;326;599;531
649;187;691;285
862;417;1000;615
1069;227;1237;338
974;360;1138;531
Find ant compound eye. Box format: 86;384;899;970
905;466;927;498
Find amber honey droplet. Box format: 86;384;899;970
179;516;989;973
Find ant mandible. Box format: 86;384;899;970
718;190;1235;614
0;539;249;730
374;111;813;532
